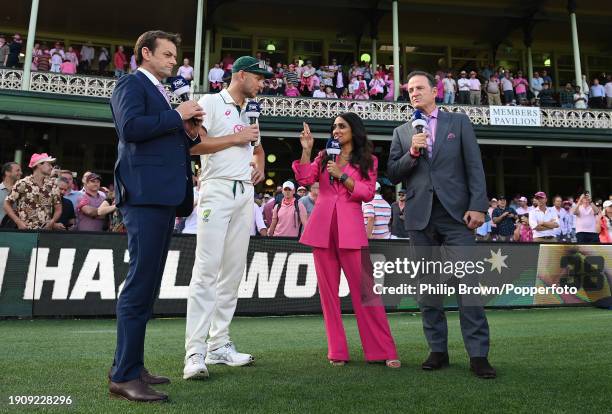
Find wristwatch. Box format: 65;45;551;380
339;173;349;183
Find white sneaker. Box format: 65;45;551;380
205;342;254;367
183;353;209;380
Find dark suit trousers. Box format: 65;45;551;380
110;204;175;382
408;197;490;358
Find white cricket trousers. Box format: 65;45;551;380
185;178;253;357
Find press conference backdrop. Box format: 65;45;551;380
0;231;610;317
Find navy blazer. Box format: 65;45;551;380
387;110;488;231
110;70;200;217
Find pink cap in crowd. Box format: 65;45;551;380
534;191;547;199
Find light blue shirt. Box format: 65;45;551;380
64;190;82;212
531;77;544;91
590;84;605;98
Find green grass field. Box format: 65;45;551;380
1;308;611;413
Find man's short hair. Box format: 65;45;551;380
134;30;181;66
1;162;18;180
60;169;72;176
56;176;69;186
406;71;436;88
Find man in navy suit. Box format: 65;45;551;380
108;30;204;402
388;71;496;379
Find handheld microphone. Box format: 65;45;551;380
170;76;198;126
325;137;341;185
411;109;428;158
170;76;191;101
245;101;261;146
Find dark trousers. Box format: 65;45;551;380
458;91;470;105
576;232;600;243
588;96;605;109
408;198;490;357
110;204;176;382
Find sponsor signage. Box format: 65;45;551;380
0;231;610;317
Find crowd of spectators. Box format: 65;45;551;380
243;182;612;243
209;54;612;109
210;53;397;101
0;33;141;78
1;154;122;232
477;192;612;243
2;154;611;243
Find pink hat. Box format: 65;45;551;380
534;191;547;199
28;153;56;168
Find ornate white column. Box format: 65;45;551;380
392;0;400;101
193;0;205;91
21;0;40;91
568;0;583;88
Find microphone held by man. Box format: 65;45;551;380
411;109;429;158
170;75;204;134
245;100;261;146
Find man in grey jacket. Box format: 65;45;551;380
387;71;495;379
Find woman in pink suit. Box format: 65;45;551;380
292;112;400;368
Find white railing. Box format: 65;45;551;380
0;69;180;104
2;69;611;129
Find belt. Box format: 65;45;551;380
537;236;555;239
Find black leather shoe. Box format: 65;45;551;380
470;357;496;379
421;352;449;370
108;367;170;385
108;379;168;402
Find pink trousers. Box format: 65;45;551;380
311;211;398;362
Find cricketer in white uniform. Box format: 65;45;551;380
183;56;270;380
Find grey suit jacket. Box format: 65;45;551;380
387;110;488;231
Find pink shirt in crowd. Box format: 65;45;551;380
513;78;528;94
60;61;77;74
468;78;481;91
436;80;444;99
285;86;300;97
271;201;307;237
575;205;597;233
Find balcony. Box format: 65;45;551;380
2;69;612;130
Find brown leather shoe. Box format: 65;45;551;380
108;367;170;385
108;379;168;402
140;368;170;385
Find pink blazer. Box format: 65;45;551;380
292;153;378;249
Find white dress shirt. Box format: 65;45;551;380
529;206;558;238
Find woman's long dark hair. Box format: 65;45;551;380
320;112;374;180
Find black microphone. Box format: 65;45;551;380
411;109;428;158
170;76;198;126
245;101;261;146
325;137;341;185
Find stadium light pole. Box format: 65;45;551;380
392;0;400;101
193;0;205;92
21;0;40;91
567;0;582;89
